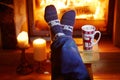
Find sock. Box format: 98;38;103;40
60;10;76;37
44;5;65;41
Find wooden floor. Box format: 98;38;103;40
0;38;120;80
93;38;120;80
93;52;120;80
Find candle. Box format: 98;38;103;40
17;31;29;48
33;38;46;61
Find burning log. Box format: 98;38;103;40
75;6;95;15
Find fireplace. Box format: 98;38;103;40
1;0;120;49
27;0;114;37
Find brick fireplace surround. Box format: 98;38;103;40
0;0;120;49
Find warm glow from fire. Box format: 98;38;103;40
34;0;109;20
33;0;109;31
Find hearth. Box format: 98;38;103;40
27;0;114;38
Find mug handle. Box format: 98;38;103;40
92;31;101;45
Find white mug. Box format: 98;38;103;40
81;25;101;51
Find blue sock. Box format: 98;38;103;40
44;5;65;41
60;10;76;37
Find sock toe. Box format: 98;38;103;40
44;5;58;22
61;10;76;26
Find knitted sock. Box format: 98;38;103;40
44;5;65;41
60;10;76;37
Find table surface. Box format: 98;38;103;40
74;38;100;63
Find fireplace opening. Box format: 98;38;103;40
34;0;109;27
27;0;114;38
0;0;117;49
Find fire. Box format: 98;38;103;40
34;0;109;20
33;0;109;30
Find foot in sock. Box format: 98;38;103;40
60;10;76;37
44;5;65;40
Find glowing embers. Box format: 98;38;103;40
33;0;109;32
34;0;109;20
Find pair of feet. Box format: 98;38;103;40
44;5;76;41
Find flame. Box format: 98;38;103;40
34;0;109;20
